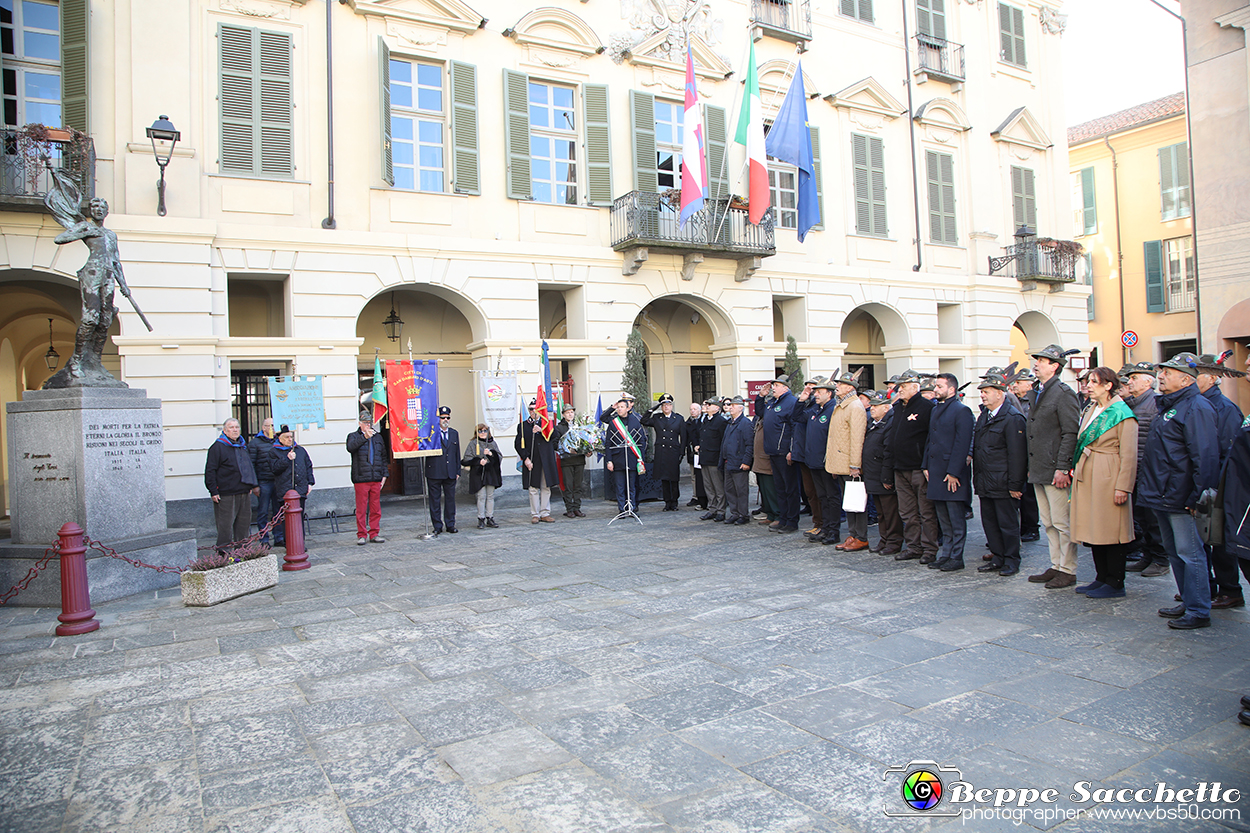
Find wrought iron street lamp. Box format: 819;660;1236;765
43;318;58;371
145;115;180;217
382;292;404;342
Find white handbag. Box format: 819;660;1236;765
842;478;867;513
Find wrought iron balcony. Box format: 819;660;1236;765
989;226;1080;291
611;191;776;257
0;127;95;212
915;34;965;85
750;0;812;44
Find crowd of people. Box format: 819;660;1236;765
201;346;1250;638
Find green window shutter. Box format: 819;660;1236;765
939;151;956;243
630;90;657;193
1011;166;1034;229
256;30;293;177
583;83;612;206
1144;240;1165;313
841;0;857;17
926;150;956;243
1159;145;1175;219
378;38;393;186
853;133;885;236
916;0;931;36
809;125;823;230
60;0;88;133
869;135;886;235
1176;142;1191;217
502;69;531;200
450;61;480;195
1080;167;1096;235
1011;6;1026;67
219;24;258;174
926;150;942;242
704;104;727;200
860;0;874;23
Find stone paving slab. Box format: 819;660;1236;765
1;499;1248;832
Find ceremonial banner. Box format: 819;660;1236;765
267;376;325;429
385;360;440;458
480;373;519;438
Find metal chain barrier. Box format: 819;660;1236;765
0;542;60;606
0;505;288;605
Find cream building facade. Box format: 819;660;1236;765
1068;93;1197;370
0;0;1088;523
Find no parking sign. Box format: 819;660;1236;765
1121;330;1139;349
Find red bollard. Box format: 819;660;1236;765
55;522;99;636
281;489;309;571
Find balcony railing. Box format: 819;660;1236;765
611;191;776;257
750;0;812;43
989;230;1080;290
915;34;965;84
0;128;95;212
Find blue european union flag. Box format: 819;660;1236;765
764;62;820;242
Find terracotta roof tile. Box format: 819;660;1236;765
1067;92;1186;145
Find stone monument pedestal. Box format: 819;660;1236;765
1;387;197;606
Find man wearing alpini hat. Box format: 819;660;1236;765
1025;344;1081;589
824;368;869;550
973;369;1027;576
1139;353;1220;629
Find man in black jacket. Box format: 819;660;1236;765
248;417;277;544
862;392;902;555
347;412;388;545
426;406;461;534
555;404;587;518
883;370;938;562
1120;363;1167;576
685;402;707;509
973;370;1028;577
205;417;259;551
721;396;754;524
696;398;727;521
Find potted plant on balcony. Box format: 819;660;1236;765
179;540;280;606
14;123;92;194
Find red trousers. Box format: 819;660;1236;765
354;482;382;538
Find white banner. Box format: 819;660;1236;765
480;373;519;438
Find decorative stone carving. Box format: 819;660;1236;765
221;0;291;20
386;20;448;49
1040;7;1068;36
612;0;727;68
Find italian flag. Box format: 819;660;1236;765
734;40;769;226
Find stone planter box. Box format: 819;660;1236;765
180;552;280;607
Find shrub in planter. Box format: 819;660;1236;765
180;541;279;607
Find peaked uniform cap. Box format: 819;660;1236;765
1157;352;1200;378
1029;344;1079;365
657;393;674;403
1124;362;1160;379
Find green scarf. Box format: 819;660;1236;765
1073;399;1136;470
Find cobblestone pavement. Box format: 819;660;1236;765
1;499;1248;833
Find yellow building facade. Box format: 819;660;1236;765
1068;94;1197;370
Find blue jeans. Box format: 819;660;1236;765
1156;510;1211;618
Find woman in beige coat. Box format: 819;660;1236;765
1069;366;1138;599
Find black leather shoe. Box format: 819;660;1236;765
940;560;965;572
1240;710;1250;727
894;551;921;561
919;554;937;565
723;516;737;524
687;499;699;507
699;512;716;520
714;513;725;522
1158;603;1187;619
1125;558;1150;572
978;561;1004;573
1168;615;1211;630
927;558;948;570
733;517;749;525
998;565;1020;577
1239;694;1250;710
1020;531;1040;542
446;526;458;533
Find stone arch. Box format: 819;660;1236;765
839;302;910;391
646;292;736;346
1011;309;1062;370
357;282;488;351
634;294;731;405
